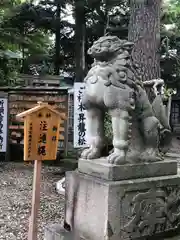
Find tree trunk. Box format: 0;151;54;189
167;95;172;123
128;0;172;153
54;0;61;75
75;0;86;82
128;0;161;83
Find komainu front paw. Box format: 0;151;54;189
81;147;101;159
107;150;126;165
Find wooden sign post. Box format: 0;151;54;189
16;101;66;240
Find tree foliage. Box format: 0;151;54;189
0;0;180;87
85;0;180;89
161;0;180;88
0;0;23;85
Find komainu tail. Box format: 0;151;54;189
152;95;172;154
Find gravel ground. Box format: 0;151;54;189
1;159;180;240
0;162;65;240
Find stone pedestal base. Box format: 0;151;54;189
44;224;73;240
78;158;177;181
65;171;180;240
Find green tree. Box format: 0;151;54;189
74;0;86;81
161;0;180;88
38;0;74;75
0;0;23;85
0;0;53;84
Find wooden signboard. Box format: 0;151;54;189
17;102;66;161
0;93;9;155
9;92;68;150
16;102;66;240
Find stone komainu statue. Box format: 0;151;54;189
81;36;171;165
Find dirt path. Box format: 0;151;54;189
0;162;64;240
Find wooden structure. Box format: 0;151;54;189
171;95;180;134
16;102;65;240
17;74;73;87
16;102;66;161
0;87;69;152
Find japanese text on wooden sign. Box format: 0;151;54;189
73;83;88;148
0;96;8;152
17;102;65;161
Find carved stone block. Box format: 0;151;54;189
65;171;180;240
78;158;177;181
